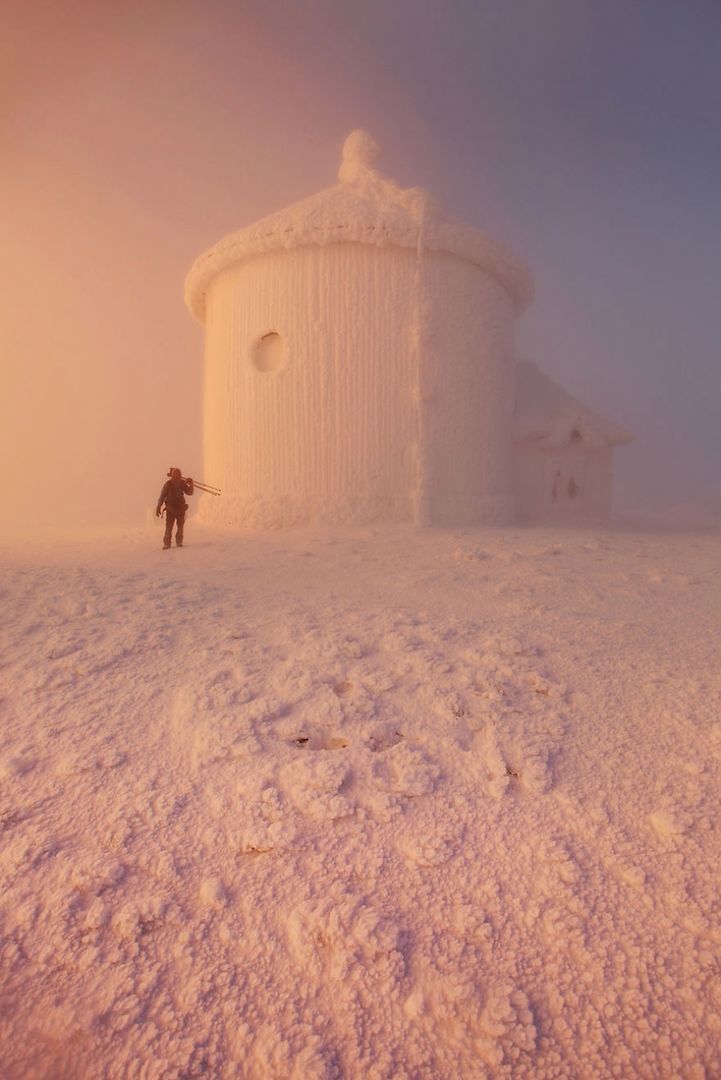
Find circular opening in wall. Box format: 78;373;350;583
252;331;284;373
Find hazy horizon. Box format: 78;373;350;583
3;0;720;529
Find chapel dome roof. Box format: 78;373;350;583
185;130;534;322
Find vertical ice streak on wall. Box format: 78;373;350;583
411;193;430;527
227;278;237;511
202;286;230;519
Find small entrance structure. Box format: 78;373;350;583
513;360;633;522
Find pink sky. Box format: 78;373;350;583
3;0;719;528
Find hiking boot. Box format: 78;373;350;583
163;543;171;549
176;541;183;547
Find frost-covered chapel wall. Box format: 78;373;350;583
201;243;419;527
199;241;516;528
420;251;515;526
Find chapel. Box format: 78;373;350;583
185;130;630;527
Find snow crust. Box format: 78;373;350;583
185;130;533;323
1;524;720;1077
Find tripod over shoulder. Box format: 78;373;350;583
192;479;221;496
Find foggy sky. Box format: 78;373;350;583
2;0;720;529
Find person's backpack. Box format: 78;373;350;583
165;479;187;512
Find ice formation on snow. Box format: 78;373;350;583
2;526;720;1076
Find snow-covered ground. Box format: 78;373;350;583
1;522;720;1078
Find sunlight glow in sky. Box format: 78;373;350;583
2;0;719;527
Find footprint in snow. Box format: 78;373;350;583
291;730;349;751
385;742;440;797
281;756;354;821
367;725;403;753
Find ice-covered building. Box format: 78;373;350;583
185;130;630;528
513;361;633;523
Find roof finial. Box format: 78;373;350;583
338;129;381;184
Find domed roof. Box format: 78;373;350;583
185;130;534;322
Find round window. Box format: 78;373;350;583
252;331;284;372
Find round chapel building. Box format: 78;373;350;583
185;130;534;528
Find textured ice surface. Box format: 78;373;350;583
199;241;515;530
2;524;720;1077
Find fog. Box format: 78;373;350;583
2;0;720;531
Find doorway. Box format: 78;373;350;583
545;448;586;517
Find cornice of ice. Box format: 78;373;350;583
185;130;534;322
514;360;634;449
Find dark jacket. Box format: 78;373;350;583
157;477;194;515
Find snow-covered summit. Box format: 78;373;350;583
185;129;533;322
2;524;720;1076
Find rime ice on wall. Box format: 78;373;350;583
186;130;533;528
203;244;420;527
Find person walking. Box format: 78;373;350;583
156;468;194;548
